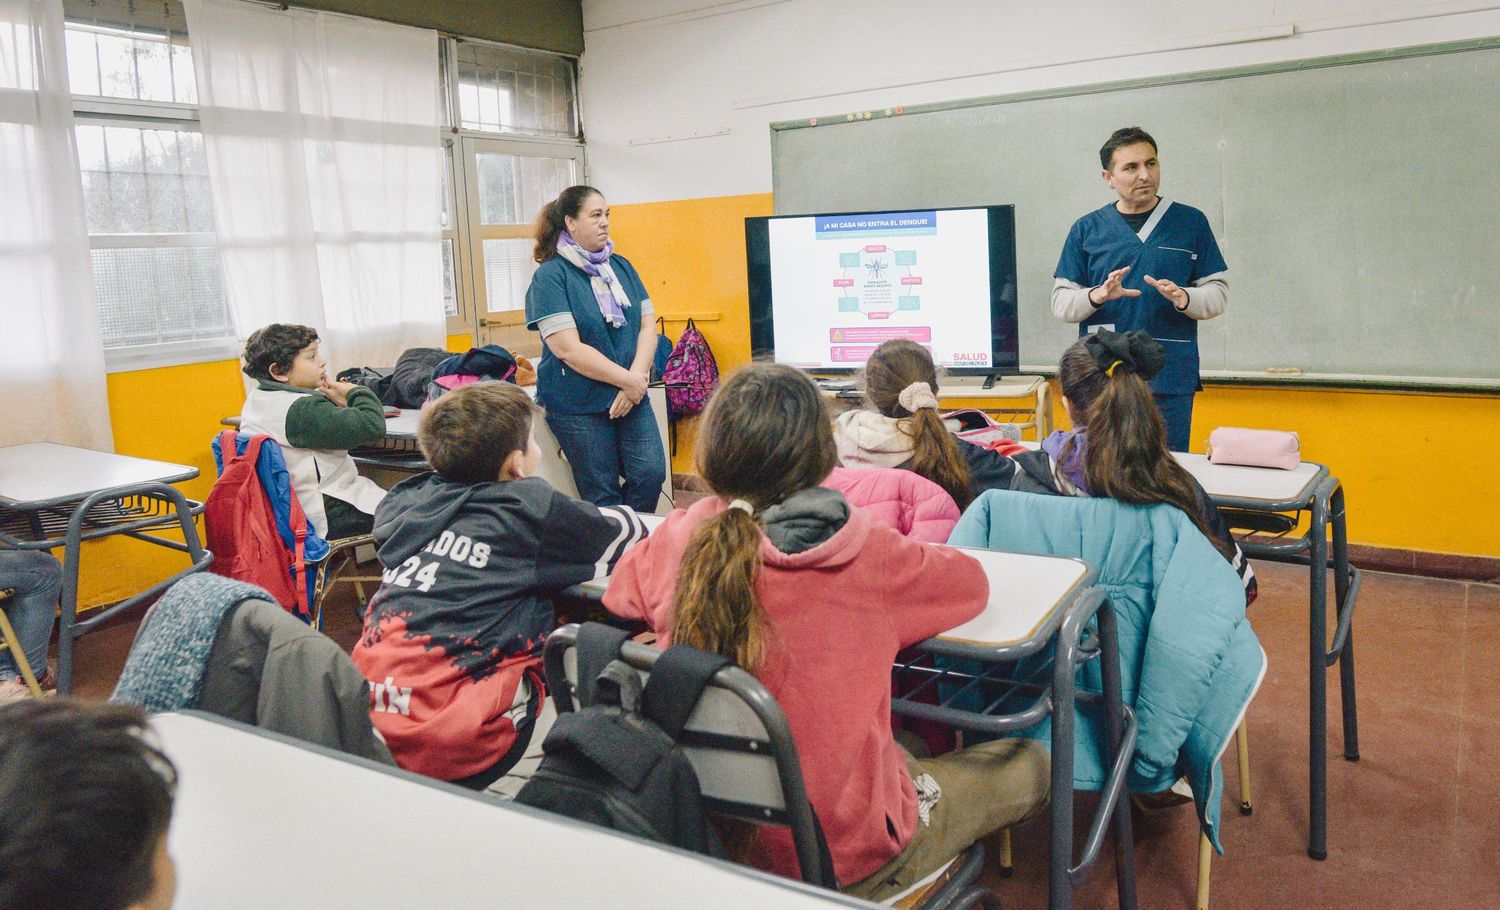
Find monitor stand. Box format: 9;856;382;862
981;373;999;390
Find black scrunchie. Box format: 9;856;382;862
1082;329;1165;381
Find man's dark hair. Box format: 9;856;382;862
1099;126;1158;170
242;323;319;382
0;700;177;910
419;381;537;484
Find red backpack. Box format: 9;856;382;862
204;432;311;620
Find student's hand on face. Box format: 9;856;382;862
1088;266;1143;305
320;377;357;407
609;390;635;419
1143;275;1189;309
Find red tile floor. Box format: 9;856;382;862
62;560;1500;909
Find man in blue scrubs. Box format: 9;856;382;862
1051;127;1228;451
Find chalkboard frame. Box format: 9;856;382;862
769;36;1500;394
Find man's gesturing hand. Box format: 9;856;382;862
1087;267;1143;306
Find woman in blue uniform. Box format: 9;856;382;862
1050;127;1229;452
524;185;666;512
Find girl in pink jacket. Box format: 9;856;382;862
603;363;1048;901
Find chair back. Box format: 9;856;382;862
543;624;834;888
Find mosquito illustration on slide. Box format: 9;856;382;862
864;258;888;279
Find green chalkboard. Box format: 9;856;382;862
770;39;1500;390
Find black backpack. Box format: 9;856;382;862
388;347;450;409
335;366;394;402
515;624;731;857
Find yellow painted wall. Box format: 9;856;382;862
76;333;477;609
612;192;1500;559
83;359;251;608
610;193;773;474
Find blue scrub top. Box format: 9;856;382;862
1055;200;1227;395
525;253;649;415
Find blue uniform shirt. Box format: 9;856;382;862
525;253;649;415
1055;200;1227;395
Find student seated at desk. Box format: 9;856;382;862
0;700;178;910
0;551;61;700
602;363;1048;902
832;339;1020;509
352;382;649;795
1011;330;1255;604
239;324;388;539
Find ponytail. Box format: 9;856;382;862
669;363;839;670
532;185;602;264
905;408;975;509
864;339;974;509
672;507;766;670
1059;334;1230;557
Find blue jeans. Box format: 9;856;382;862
546;400;667;513
0;551;61;681
1153;392;1196;453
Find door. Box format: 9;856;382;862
454;136;582;358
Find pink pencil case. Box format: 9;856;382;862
1206;427;1301;470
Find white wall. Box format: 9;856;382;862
580;0;1500;203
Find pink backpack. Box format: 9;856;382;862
660;318;719;417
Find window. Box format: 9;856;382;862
56;7;587;364
455;41;578;139
442;39;584;339
63;0;236;369
77;123;228;348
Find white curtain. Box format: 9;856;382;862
183;0;444;373
0;0;113;449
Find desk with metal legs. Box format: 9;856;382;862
889;551;1138;910
0;443;211;694
1174;454;1361;861
571;533;1137;910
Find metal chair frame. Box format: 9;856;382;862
543;624;999;909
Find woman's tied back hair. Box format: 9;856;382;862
862;339;975;509
532;185;603;264
672;363;838;670
1056;330;1226;555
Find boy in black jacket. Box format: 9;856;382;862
352;382;649;793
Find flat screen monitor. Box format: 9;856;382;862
746;205;1018;375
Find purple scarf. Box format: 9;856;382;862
1041;428;1091;494
558;232;628;328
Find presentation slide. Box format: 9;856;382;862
767;208;993;370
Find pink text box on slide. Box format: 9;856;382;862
829;346;879;363
828;326;932;344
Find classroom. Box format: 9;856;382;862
1;0;1497;907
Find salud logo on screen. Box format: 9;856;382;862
950;352;989;366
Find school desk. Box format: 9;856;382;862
0;443;211;694
1173;453;1361;862
822;374;1052;441
150;711;868;909
565;527;1137;910
889;549;1137;910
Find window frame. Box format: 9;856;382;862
67;22;587;368
65;10;235;373
440;36;586;340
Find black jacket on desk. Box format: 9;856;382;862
351;473;648;780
